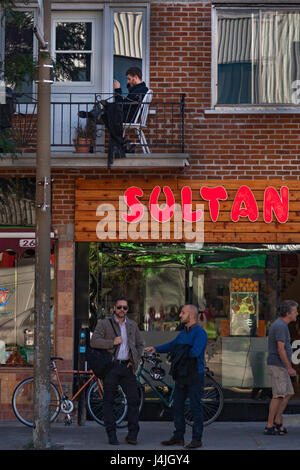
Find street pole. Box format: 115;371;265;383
33;0;53;449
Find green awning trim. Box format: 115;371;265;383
192;254;267;269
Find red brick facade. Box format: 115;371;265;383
1;1;300;420
13;2;300;177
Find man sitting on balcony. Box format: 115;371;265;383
113;66;149;123
78;67;148;125
78;67;148;162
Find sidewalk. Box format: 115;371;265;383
0;420;299;450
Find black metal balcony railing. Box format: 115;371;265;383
8;92;185;154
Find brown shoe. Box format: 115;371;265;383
161;437;184;446
185;439;202;449
125;435;137;445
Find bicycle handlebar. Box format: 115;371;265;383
141;352;162;366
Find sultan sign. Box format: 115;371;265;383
75;179;299;244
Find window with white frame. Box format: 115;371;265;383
1;10;36;97
53;20;94;83
214;8;300;106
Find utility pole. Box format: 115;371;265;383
33;0;53;449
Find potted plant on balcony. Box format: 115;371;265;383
73;122;95;154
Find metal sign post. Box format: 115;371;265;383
33;0;53;449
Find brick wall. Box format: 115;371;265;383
1;0;300;419
149;2;300;180
8;2;300;179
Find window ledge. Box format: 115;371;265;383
205;107;300;115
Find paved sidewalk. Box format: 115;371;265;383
1;420;300;450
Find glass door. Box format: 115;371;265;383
51;11;102;150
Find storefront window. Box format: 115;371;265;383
83;242;300;404
0;250;54;367
89;243;186;332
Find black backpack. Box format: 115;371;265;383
87;318;119;379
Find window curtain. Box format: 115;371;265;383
218;16;255;104
218;12;300;104
260;12;300;103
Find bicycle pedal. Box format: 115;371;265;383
64;416;72;426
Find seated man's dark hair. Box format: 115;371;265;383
126;67;142;80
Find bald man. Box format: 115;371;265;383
145;304;207;449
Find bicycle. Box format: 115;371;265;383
12;357;127;428
134;353;224;427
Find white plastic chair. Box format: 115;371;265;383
123;89;153;154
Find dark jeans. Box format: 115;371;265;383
103;362;140;438
173;373;204;441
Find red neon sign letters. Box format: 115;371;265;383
122;185;289;224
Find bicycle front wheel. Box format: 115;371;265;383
184;376;224;427
87;379;127;426
12;377;61;428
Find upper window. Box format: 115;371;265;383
2;10;35;96
215;8;300;106
113;11;144;92
53;20;94;83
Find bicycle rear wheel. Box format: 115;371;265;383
12;377;61;428
184;376;224;427
87;379;127;426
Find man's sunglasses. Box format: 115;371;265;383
116;305;128;311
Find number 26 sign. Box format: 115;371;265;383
19;239;36;248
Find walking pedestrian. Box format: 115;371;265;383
90;297;144;445
145;304;207;449
264;299;298;435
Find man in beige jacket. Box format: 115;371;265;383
90;297;144;445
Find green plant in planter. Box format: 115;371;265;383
74;123;88;139
74;117;96;153
74;123;93;153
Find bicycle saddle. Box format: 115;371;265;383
51;357;63;361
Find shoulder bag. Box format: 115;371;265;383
87;318;119;379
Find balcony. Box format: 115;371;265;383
0;92;189;169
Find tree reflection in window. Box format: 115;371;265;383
54;22;92;82
4;11;34;92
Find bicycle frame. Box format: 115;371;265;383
50;362;104;402
137;364;174;408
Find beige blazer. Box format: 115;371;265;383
90;317;145;373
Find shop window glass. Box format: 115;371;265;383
280;253;300;400
0;250;54;366
89;244;186;332
86;243;300;404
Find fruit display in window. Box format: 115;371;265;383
230;278;258;292
230;289;259;336
230;292;256;315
